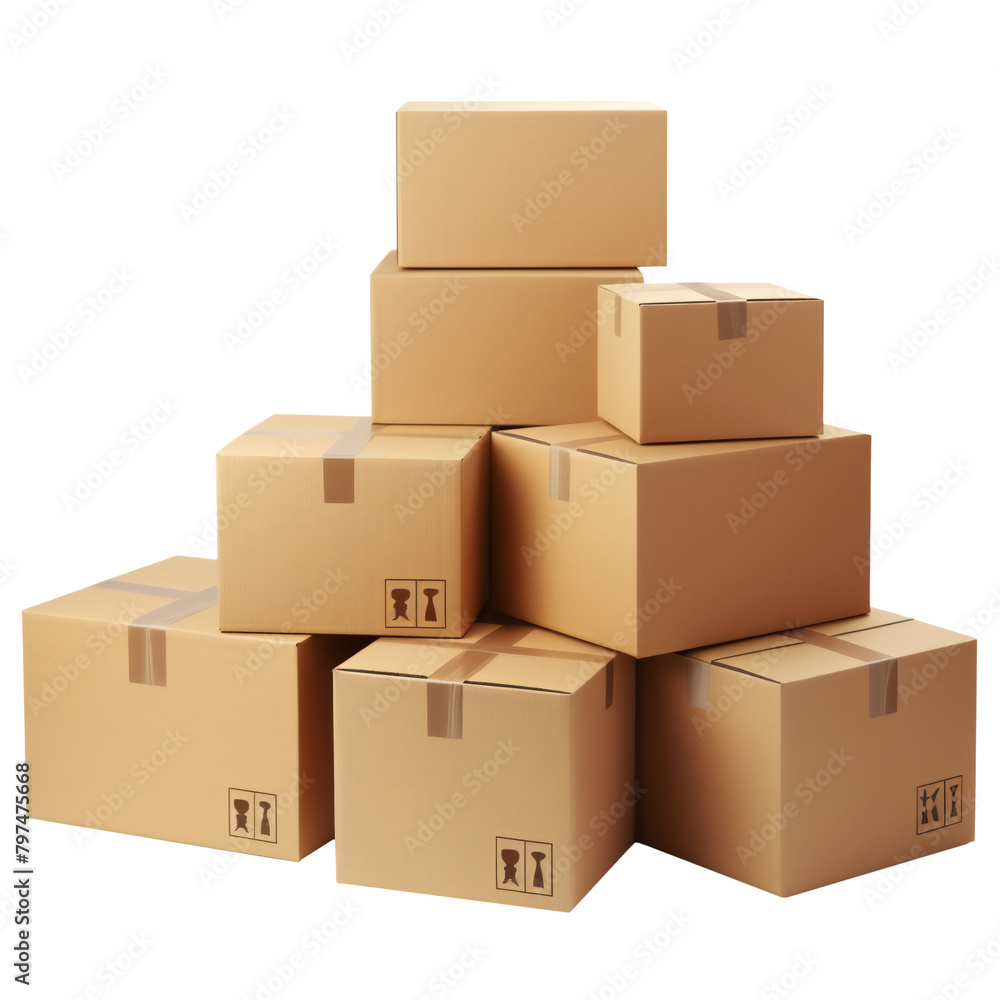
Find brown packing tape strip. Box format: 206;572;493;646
547;434;628;502
677;283;748;341
381;625;614;740
96;579;219;687
784;628;899;719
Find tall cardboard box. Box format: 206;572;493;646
370;251;643;426
334;620;636;911
636;610;976;895
598;282;824;443
22;557;367;860
396;102;667;267
217;415;490;636
491;421;870;658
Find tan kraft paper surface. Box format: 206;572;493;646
334;620;636;911
598;282;823;443
491;421;870;658
23;557;369;860
371;251;642;426
217;416;490;636
636;610;976;895
396;102;667;267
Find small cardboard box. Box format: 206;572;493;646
491;421;870;658
396;102;667;268
22;557;367;860
370;251;642;426
598;283;824;444
217;416;490;636
636;610;976;895
333;620;636;910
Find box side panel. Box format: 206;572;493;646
635;432;870;656
334;670;576;910
567;653;637;904
779;640;976;895
23;611;304;859
491;433;639;654
218;449;470;636
637;299;823;443
597;291;643;441
372;263;643;425
636;654;783;894
396;107;666;267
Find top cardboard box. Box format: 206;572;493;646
396;102;667;268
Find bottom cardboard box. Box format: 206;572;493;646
334;620;636;910
636;609;976;895
23;556;369;860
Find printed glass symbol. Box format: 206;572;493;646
949;784;960;819
390;589;411;622
259;801;271;837
233;798;250;833
501;849;520;886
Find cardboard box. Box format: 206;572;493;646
371;252;642;426
396;102;667;268
333;619;636;910
491;421;870;658
598;283;824;444
22;557;367;860
636;610;976;895
217;416;490;636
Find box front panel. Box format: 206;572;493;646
637;300;823;443
779;642;976;895
373;263;643;426
218;450;472;635
635;433;870;656
396;108;667;267
334;670;578;909
23;614;309;860
491;434;638;652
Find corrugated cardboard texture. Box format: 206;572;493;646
370;251;642;426
491;421;871;658
636;611;976;895
217;416;491;635
22;557;368;860
396;102;667;267
598;283;824;444
334;622;635;910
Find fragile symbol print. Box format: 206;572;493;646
916;776;964;835
496;837;553;896
384;579;446;628
229;788;278;843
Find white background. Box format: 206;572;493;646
2;0;998;997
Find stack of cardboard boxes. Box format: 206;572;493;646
23;101;976;910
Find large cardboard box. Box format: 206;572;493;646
491;421;870;658
598;282;824;444
334;620;636;910
370;251;642;426
396;102;667;268
636;610;976;895
217;416;490;636
22;557;367;860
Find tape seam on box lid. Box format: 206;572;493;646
676;283;748;341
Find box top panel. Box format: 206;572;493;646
681;609;975;683
218;415;490;462
399;101;664;114
600;282;817;304
373;250;643;282
336;620;615;694
498;421;861;467
23;556;308;644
